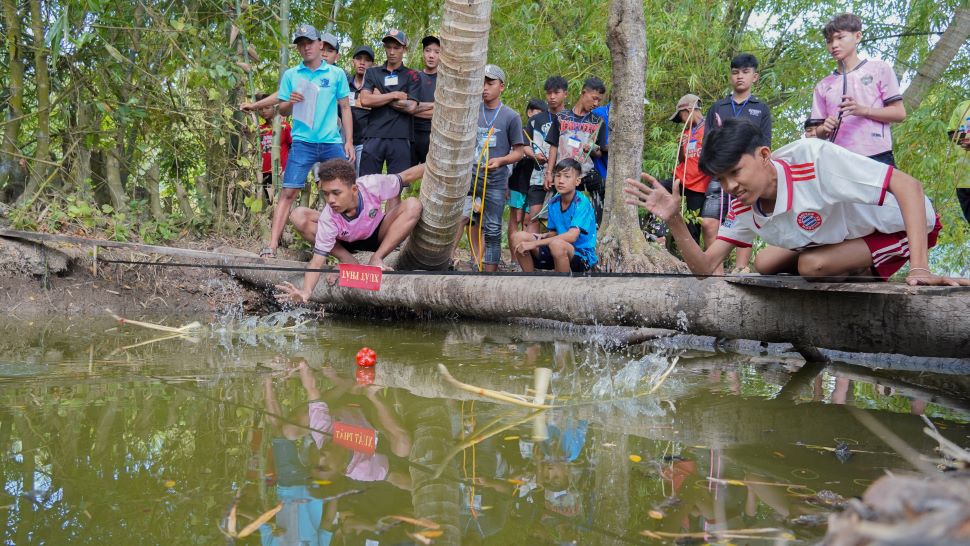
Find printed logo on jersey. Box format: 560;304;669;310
796;211;823;231
319;78;331;89
861;75;873;86
368;208;378;218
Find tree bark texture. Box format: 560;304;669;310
1;0;26;200
18;0;51;204
230;267;970;358
903;6;970;111
105;148;128;212
397;0;494;270
598;0;686;273
404;398;461;546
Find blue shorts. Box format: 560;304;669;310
283;141;347;189
534;246;592;273
507;190;527;210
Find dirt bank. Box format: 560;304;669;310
0;234;282;318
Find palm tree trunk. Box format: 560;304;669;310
902;6;970;110
0;0;26;200
397;0;494;270
597;0;685;273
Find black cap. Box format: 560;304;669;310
352;45;375;60
382;29;408;47
421;35;440;48
292;24;319;44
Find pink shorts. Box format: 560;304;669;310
863;215;942;280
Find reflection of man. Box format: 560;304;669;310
947;99;970;223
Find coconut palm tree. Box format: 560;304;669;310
397;0;494;270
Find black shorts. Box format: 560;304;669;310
868;150;896;167
339;218;384;253
685;180;729;221
412;129;430;165
359;138;412;176
527;186;548;208
958;187;970;224
534;246;591;272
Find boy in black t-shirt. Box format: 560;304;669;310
412;35;439;165
544;77;608;224
358;30;421;186
347;45;375;174
508;99;548;243
705;53;772;271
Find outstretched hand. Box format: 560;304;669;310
274;281;309;304
623;173;681;221
905;269;970;287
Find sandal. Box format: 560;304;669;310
259;247;277;259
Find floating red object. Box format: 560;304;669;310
356;347;377;367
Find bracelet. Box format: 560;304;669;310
909;267;932;274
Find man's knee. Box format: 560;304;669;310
548;238;571;256
289;207;312;227
796;252;832;277
401;197;422;219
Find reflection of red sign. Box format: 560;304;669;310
332;422;377;455
338;263;382;291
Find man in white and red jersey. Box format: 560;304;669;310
275;159;424;303
624;118;967;286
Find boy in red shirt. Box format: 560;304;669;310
255;93;292;205
670;94;724;274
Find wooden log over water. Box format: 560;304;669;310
231;265;970;359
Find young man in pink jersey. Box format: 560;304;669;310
809;13;906;166
275;159;424;303
624;119;967;287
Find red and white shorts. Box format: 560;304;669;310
863;215;942;280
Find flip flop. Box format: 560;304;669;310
259;247;276;258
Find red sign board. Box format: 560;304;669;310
338;263;382;291
332;422;377;455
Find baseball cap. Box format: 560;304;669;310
319;32;339;51
292;24;319;44
669;93;701;122
421;35;440;48
484;64;506;83
352;45;375;60
382;29;408;47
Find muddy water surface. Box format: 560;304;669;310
1;315;968;545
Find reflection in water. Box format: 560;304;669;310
0;317;968;544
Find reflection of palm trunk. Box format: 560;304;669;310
405;397;460;545
592;431;629;544
397;0;494;270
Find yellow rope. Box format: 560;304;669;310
467;128;494;272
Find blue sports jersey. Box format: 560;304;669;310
278;61;349;144
547;191;598;266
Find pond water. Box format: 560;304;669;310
1;314;968;545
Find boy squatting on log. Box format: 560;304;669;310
624;118;968;287
275;159;425;304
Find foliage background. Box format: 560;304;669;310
0;0;967;272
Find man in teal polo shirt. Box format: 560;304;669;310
241;24;354;258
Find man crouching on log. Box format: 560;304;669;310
625;118;968;286
276;159;424;303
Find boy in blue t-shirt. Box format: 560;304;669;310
510;158;597;272
240;24;354;258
